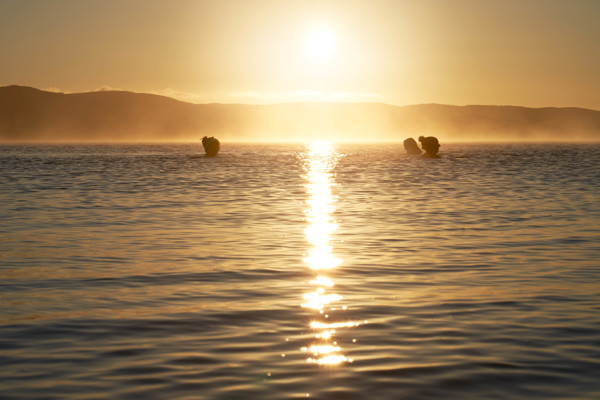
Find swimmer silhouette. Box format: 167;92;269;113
403;137;422;155
201;136;220;157
418;136;440;158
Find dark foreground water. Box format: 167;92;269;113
1;142;599;399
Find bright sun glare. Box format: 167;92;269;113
306;28;335;61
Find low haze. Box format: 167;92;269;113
2;86;600;142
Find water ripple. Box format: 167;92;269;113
1;143;599;399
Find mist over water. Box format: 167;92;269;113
3;86;600;143
1;142;599;399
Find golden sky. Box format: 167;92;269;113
1;0;599;109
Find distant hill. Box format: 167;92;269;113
1;85;600;142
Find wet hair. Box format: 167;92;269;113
418;136;440;156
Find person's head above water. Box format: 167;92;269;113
403;137;422;155
418;136;440;158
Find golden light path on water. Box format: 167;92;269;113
299;142;363;366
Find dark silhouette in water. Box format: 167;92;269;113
403;137;422;155
202;136;220;157
418;136;440;158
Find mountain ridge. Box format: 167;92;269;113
2;85;600;142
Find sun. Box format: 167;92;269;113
306;28;335;61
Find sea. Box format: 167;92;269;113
1;142;599;400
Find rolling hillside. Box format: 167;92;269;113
2;86;599;142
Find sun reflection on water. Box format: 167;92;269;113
299;142;360;366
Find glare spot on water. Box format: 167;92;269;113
310;275;334;287
310;321;358;329
301;292;342;310
299;142;358;366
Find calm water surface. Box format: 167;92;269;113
1;143;599;399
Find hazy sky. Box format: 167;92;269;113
1;0;599;109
